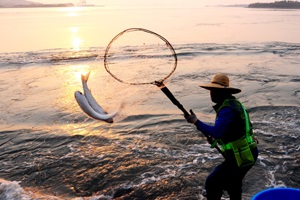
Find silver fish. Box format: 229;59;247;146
81;72;109;117
74;91;117;122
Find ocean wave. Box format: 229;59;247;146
0;42;299;66
175;42;300;58
0;178;113;200
0;47;101;66
0;104;299;199
0;179;31;200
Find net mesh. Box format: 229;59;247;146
104;28;177;85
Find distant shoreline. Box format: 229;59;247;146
248;1;300;9
0;3;77;8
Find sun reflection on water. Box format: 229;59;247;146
55;64;91;107
59;6;84;17
70;27;82;51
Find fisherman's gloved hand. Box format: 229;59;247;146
186;109;198;124
207;136;214;144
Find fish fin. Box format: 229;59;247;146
81;71;91;83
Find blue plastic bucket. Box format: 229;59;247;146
252;188;300;200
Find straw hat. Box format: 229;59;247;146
199;73;241;94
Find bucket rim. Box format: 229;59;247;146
252;187;300;200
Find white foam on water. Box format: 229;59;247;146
257;156;267;167
72;195;112;200
255;129;279;137
0;178;114;200
265;166;287;188
0;179;30;200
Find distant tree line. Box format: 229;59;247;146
248;1;300;8
0;3;74;8
15;3;74;8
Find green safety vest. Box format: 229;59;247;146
211;98;257;167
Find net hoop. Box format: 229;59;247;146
103;28;177;85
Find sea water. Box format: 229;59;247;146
0;5;299;200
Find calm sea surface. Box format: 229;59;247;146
0;5;300;53
0;5;299;200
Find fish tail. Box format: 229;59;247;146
81;71;91;83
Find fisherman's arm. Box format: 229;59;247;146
187;107;235;139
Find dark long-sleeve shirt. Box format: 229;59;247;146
194;107;235;139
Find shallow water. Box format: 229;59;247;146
0;5;300;200
1;41;299;199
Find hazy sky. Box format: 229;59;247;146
34;0;275;6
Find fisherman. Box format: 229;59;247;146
185;73;259;200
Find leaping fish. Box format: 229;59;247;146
75;91;118;122
81;72;108;115
74;71;117;123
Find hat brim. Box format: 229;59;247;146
199;83;241;94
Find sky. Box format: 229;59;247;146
33;0;276;6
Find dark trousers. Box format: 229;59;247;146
205;148;258;200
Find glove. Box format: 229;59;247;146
186;109;198;124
